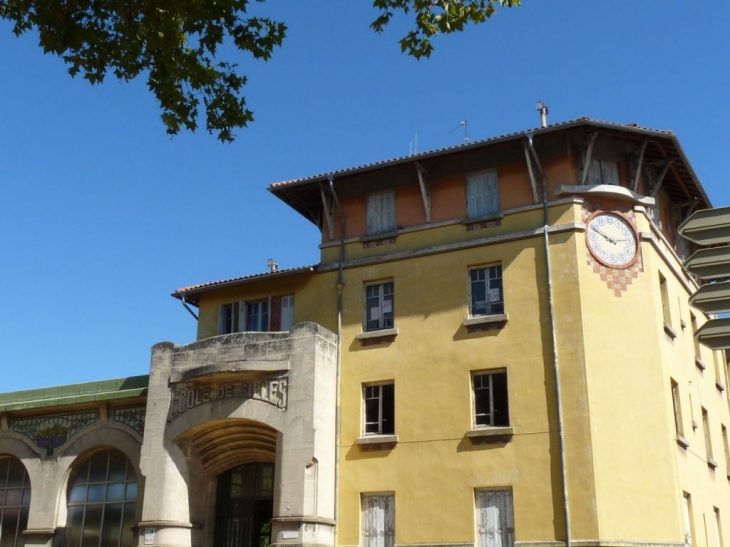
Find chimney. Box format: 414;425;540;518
536;101;549;128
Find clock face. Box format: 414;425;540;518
585;212;638;268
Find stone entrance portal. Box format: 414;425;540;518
138;323;337;547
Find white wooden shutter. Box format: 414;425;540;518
362;494;394;547
467;171;499;218
281;295;295;331
476;490;514;547
682;495;692;546
238;301;246;332
367;192;395;235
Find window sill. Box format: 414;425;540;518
461;213;504;225
708;457;719;470
664;323;677;339
463;314;508;333
676;435;690;449
355;435;398;451
357;328;398;343
717;381;726;393
463;314;509;327
695;357;706;371
467;426;513;445
360;230;399;243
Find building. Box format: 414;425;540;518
0;117;727;547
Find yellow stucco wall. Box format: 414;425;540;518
191;163;729;547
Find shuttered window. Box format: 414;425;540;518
467;170;499;218
362;494;395;547
367;191;395;235
219;300;270;334
476;490;514;547
588;160;620;186
470;265;504;317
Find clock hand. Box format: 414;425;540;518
590;225;617;244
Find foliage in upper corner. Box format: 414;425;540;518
1;0;519;142
371;0;520;59
1;0;286;142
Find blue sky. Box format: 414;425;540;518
2;2;729;391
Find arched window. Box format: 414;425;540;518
215;462;274;547
0;456;30;547
65;449;137;547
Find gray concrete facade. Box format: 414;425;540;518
139;322;338;547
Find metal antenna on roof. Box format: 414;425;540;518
449;120;469;143
267;258;279;273
409;132;419;156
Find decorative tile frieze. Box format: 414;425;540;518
114;405;146;435
12;411;97;452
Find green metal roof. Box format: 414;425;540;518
0;375;149;412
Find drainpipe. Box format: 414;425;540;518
327;175;345;542
526;134;572;547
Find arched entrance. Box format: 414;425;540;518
214;462;274;547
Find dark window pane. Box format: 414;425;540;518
72;461;90;485
125;483;137;501
65;506;85;547
6;460;24;488
81;504;103;547
0;489;5;505
100;504;123;547
257;465;274;497
381;385;395;435
121;503;136;547
87;484;105;503
69;486;87;504
0;459;9;485
107;484;125;502
492;373;510;427
107;452;127;482
5;489;21;506
21;487;30;506
88;453;108;483
1;507;19;547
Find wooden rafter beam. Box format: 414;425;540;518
580;132;598;185
522;140;539;204
318;182;335;240
631;141;648;192
654;141;693;201
415;162;431;223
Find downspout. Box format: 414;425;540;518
526;134;572;547
327;175;345;543
180;296;199;321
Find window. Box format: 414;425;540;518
218;299;270;334
659;273;676;338
683;492;695;547
367;191;395;236
722;425;730;476
476;490;514;547
365;282;394;331
0;456;30;547
467;170;499;218
703;408;717;467
470;265;504;317
671;379;686;442
691;313;704;369
364;383;395;435
66;449;138;547
473;371;509;427
587;159;620;186
361;494;395;547
246;299;269;332
715;507;724;547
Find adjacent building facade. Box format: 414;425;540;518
1;118;727;547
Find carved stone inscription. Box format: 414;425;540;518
168;378;288;421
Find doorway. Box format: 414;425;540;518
215;462;274;547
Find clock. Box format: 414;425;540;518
585;211;639;269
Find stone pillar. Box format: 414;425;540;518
138;342;193;547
